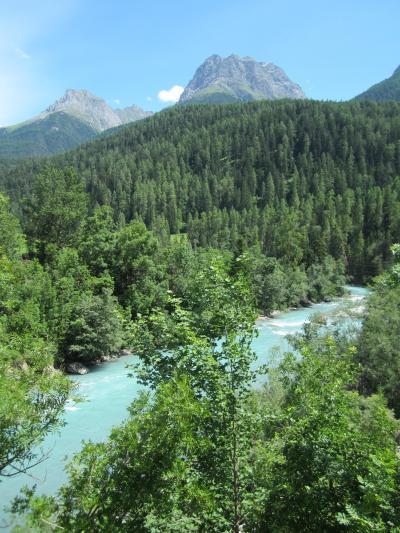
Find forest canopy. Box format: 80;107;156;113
1;99;400;282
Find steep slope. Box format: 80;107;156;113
179;54;305;104
355;65;400;102
0;112;98;159
2;99;400;281
0;90;153;159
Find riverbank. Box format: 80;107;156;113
256;283;367;321
65;348;133;375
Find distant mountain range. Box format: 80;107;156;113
44;89;152;131
0;90;152;159
179;54;306;104
1;56;399;160
355;65;400;102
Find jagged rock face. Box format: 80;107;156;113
44;89;152;132
179;54;306;104
45;89;121;131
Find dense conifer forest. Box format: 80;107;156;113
2;99;400;531
2;99;400;281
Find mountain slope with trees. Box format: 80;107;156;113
0;112;98;159
2;99;400;282
355;64;400;102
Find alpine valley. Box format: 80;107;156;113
2;49;400;533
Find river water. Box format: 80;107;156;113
0;286;370;529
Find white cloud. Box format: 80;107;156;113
146;96;152;101
157;85;184;103
15;47;30;59
113;98;120;105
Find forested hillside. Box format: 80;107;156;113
2;100;400;532
2;99;400;282
0;112;98;159
355;65;400;102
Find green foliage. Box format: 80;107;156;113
257;339;400;532
0;200;72;478
129;252;257;382
78;205;117;277
43;247;123;365
376;243;400;288
248;253;310;314
23;167;88;261
355;244;400;416
14;267;261;532
181;251;256;338
306;255;346;302
0;336;71;480
113;220;166;316
163;237;195;296
14;308;400;532
12;378;216;531
357;284;400;416
0;193;26;258
241;249;345;315
247;255;289;314
60;289;123;364
355;65;400;102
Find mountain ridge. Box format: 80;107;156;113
44;89;153;132
0;89;153;159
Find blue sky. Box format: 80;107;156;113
1;0;399;126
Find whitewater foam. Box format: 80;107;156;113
270;319;309;328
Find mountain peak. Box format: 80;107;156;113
179;54;305;105
45;89;118;131
44;89;152;132
65;88;99;99
46;89;105;110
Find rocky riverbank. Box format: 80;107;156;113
66;348;133;374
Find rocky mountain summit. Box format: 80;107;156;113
44;89;153;132
179;54;306;104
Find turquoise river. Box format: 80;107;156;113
0;286;370;529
